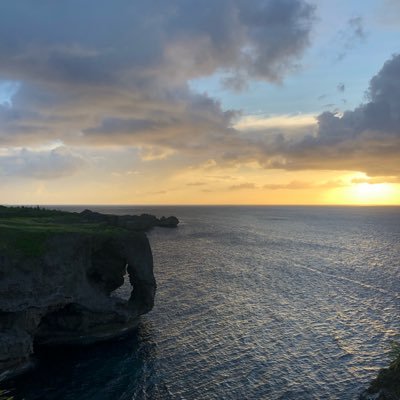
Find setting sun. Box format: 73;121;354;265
328;183;400;205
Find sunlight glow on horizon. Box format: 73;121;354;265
326;183;400;205
5;178;398;207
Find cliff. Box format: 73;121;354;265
360;345;400;400
0;206;178;382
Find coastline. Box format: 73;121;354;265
0;206;178;382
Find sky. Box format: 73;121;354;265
0;0;399;205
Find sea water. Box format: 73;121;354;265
1;206;399;399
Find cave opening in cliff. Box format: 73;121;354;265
109;264;134;301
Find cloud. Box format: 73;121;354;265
263;180;347;190
0;1;317;182
228;179;348;191
229;182;257;190
234;114;316;131
0;1;315;88
336;16;366;61
190;55;400;181
221;73;249;92
218;54;400;179
322;103;336;109
351;176;400;184
348;17;366;40
0;147;85;179
0;0;315;154
337;83;345;93
206;175;238;181
0;2;398;189
186;182;207;186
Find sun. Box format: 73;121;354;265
340;183;400;205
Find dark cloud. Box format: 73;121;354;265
0;147;85;179
0;0;314;146
0;1;317;179
84;118;161;136
229;54;400;178
0;0;315;153
80;91;237;149
168;54;399;183
0;2;397;186
0;0;314;89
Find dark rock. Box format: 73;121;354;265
79;210;179;231
0;206;178;382
157;216;179;228
0;231;156;382
360;366;400;400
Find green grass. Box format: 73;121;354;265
0;206;129;257
0;205;73;218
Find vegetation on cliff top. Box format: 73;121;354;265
0;205;179;257
0;206;130;257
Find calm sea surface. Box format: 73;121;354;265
1;206;400;399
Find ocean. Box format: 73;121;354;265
1;206;400;399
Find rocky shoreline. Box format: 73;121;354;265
0;206;178;382
360;355;400;400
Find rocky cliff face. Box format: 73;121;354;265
0;230;156;382
360;364;400;400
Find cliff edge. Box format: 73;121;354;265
0;206;178;382
360;345;400;400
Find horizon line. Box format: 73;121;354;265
3;203;400;207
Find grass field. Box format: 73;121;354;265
0;206;127;257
